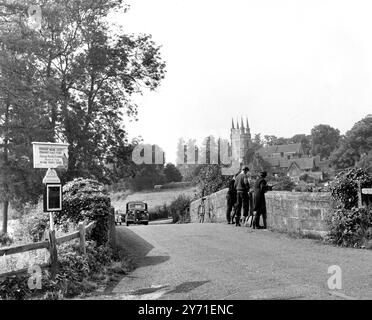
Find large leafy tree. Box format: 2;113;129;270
0;20;53;234
193;164;230;198
311;124;340;159
0;0;166;233
290;134;311;155
164;163;182;183
331;116;372;169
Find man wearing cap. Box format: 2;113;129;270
234;166;250;227
253;171;272;229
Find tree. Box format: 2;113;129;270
290;134;311;155
356;151;372;175
253;133;262;145
193;164;230;197
0;21;52;234
331;116;372;169
311;124;340;159
263;135;278;146
128;164;165;191
0;1;166;232
164;163;182;183
1;0;166;183
275;137;290;145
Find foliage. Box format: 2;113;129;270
311;124;340;160
163;163;183;183
331;116;372;169
0;241;121;300
16;209;50;243
168;195;192;223
0;274;31;300
271;176;295;191
290;134;311;155
356;151;372;175
325;207;372;247
127;164;166;191
56;178;111;245
0;233;13;247
330;168;372;210
193;165;230;197
0;38;47;233
150;204;170;221
0;0;166;192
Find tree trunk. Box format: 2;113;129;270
1;200;9;235
1;100;10;235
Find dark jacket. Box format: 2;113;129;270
253;177;272;212
226;178;237;203
234;172;250;193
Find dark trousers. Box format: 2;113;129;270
236;192;249;225
226;198;235;223
254;208;267;229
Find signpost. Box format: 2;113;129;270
32;142;69;232
32;142;69;169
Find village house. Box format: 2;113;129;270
257;144;323;181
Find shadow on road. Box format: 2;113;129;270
165;281;210;295
138;255;170;268
149;218;174;225
116;227;170;269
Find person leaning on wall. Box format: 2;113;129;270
226;174;237;224
253;171;273;229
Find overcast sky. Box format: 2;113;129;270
111;0;372;163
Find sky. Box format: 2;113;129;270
111;0;372;163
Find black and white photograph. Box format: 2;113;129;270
0;0;371;307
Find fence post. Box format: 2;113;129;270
357;181;363;208
48;229;58;278
79;221;86;255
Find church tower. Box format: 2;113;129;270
230;117;252;166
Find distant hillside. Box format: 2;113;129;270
111;186;198;213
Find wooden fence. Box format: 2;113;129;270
0;221;96;278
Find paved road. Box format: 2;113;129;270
101;223;372;300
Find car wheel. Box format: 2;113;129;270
143;221;149;225
126;222;130;226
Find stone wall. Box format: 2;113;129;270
265;191;331;237
190;189;229;223
190;189;332;237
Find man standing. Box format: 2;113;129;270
253;171;272;229
234;166;250;227
198;197;206;223
226;175;237;224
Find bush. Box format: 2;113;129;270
0;241;119;300
330;168;372;209
15;208;50;243
0;234;14;247
169;195;192;223
271;176;295;191
193;165;230;197
0;274;31;300
150;204;170;221
56;178;111;246
326;207;372;247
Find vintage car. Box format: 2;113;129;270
125;201;149;226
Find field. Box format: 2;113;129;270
110;187;198;213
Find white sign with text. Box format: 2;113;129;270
32;142;69;169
